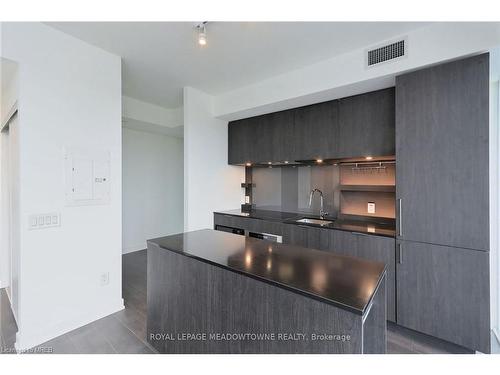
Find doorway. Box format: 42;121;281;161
1;57;19;321
0;112;18;309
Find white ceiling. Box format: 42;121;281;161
47;22;432;108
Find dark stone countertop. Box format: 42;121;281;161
148;229;386;315
214;209;396;238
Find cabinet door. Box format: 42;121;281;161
266;110;295;162
252;110;295;164
294;100;339;160
228;111;295;165
396;241;490;353
330;230;396;322
228;118;252;165
305;227;331;251
338;88;395;158
396;54;489;251
282;224;308;247
256;220;283;236
251;114;274;163
356;234;395;322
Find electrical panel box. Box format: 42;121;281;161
64;148;111;206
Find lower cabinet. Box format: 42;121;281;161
330;231;396;322
305;227;332;251
214;214;396;322
214;214;283;235
282;224;309;248
396;241;490;353
213;214;256;232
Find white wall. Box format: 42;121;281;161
183;87;244;231
122;95;183;128
122;95;184;138
1;58;18;122
122;127;183;253
1;22;123;350
214;22;500;120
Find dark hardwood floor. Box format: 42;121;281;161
1;249;496;354
0;288;17;354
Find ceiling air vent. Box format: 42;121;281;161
366;39;406;67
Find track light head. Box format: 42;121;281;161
196;22;208;46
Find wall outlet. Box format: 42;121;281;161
245;195;250;204
100;272;110;286
367;202;376;214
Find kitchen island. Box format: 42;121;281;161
147;229;386;354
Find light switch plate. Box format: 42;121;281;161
367;202;376;214
29;213;61;230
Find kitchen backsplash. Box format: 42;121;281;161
252;165;340;216
251;161;395;219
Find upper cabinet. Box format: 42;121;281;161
395;54;489;251
264;110;295;163
228;111;294;165
294;100;339;161
228;117;254;165
338;88;395;158
227;88;395;165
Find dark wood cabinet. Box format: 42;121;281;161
214;213;396;322
305;227;332;251
294;100;339;160
266;110;295;162
395;54;489;251
213;213;246;230
330;230;396;322
228;89;395;165
214;214;283;236
396;240;490;353
252;114;274;164
228;117;253;165
228;110;294;165
338;88;395;158
282;224;308;247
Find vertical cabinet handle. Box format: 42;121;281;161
397;198;403;237
397;242;403;264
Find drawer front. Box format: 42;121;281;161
213;214;247;230
214;214;282;236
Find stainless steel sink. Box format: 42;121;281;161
295;218;333;226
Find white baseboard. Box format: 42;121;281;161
122;244;147;254
14;298;124;352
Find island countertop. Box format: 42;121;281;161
148;229;386;315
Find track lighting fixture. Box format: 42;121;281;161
196;22;208;46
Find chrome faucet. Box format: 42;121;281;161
309;188;328;219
